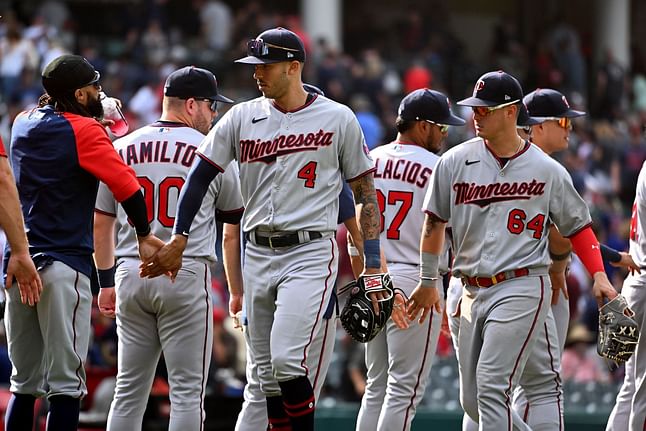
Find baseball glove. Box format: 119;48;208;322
339;273;394;343
597;295;639;365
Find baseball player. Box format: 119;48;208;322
5;54;161;431
355;88;465;431
606;141;646;431
141;27;382;431
234;181;359;430
0;136;41;308
408;70;617;431
93;66;242;431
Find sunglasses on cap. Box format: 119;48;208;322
81;71;101;90
418;118;449;133
472;99;520;117
542;117;572;130
246;39;301;58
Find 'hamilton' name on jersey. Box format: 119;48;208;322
118;140;197;167
454;179;546;207
239;129;335;163
373;157;432;189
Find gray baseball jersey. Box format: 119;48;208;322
197;94;374;233
356;141;443;431
423;139;591;277
425;138;590;430
96;123;244;259
607;161;646;431
95;121;243;431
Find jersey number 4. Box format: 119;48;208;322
138;176;185;227
507;208;545;239
297;161;318;188
377;189;413;240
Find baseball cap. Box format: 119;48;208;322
458;70;523;107
42;54;100;97
398;89;466;126
517;103;541;127
235;27;306;65
164;66;233;103
523;88;586;119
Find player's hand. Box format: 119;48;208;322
5;251;42;306
391;291;409;330
229;292;243;331
406;283;442;325
610;252;641;276
98;287;116;318
592;272;618;308
137;233;166;264
139;234;187;280
549;270;568;306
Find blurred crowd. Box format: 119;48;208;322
1;0;645;421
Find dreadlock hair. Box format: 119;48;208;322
37;91;93;117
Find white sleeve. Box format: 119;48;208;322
338;109;375;181
197;107;238;170
95;181;117;216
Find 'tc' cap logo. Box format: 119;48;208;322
475;80;485;92
562;95;570;108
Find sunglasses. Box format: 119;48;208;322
542;117;572;130
471;99;520;117
247;39;300;58
81;71;101;90
419;118;449;133
182;97;217;113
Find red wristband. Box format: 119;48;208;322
569;226;605;276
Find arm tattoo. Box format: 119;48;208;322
350;175;380;241
423;213;444;238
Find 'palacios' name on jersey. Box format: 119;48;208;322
373;157;432;188
453;180;546;206
118;141;197;167
239;129;334;163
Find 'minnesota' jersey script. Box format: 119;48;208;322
423;138;591;277
197;94;375;233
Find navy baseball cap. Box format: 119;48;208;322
398;89;466;126
517;103;541;127
164;66;233;103
236;27;306;64
42;54;100;97
458;70;523;107
523;89;586;119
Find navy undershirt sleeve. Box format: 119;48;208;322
337;182;356;224
172;157;222;236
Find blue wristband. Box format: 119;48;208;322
364;239;381;269
98;266;116;288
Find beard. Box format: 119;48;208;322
87;95;104;118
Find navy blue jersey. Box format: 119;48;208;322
9;106;141;276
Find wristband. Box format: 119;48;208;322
549;250;571;261
347;244;360;257
136;226;151;237
420;251;439;288
364;239;381;269
98;265;116;288
600;244;621;264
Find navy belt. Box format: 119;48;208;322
249;231;323;249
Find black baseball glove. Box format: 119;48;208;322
339;273;394;343
597;295;639;366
